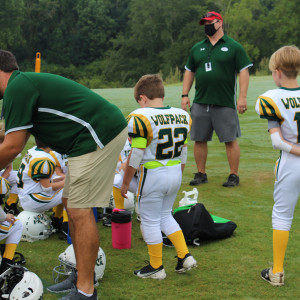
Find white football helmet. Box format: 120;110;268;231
53;245;106;283
17;211;53;242
124;191;135;213
0;266;43;300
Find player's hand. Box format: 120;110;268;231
237;97;247;114
121;184;129;199
5;213;15;224
181;97;191;111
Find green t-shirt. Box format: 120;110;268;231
3;71;127;157
185;34;252;109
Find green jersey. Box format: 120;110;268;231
185;34;252;109
3;71;127;157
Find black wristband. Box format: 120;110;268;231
181;94;189;98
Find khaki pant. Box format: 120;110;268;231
63;128;128;208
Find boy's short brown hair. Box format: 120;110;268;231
134;74;165;102
0;50;19;72
269;45;300;78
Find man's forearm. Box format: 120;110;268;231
239;68;250;98
182;70;195;95
0;130;30;169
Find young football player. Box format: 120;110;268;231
112;138;137;211
17;138;65;213
112;100;148;213
121;74;197;279
0;124;20;215
49;150;69;239
255;45;300;286
0;176;23;275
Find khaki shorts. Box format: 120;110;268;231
63;128;128;208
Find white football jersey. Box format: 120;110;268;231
119;138;131;164
50;150;68;174
127;106;191;165
0;177;11;196
17;147;56;196
256;87;300;144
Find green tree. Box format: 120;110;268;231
103;0;207;86
225;0;267;67
267;0;300;50
0;0;25;54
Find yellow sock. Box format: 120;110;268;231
3;244;17;260
113;187;124;209
273;229;289;273
63;209;69;222
147;243;163;269
168;230;189;259
53;204;64;219
6;194;18;206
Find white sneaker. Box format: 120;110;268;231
176;253;197;273
134;263;166;280
261;267;284;286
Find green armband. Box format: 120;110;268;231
131;137;147;148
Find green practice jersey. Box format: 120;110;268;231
185;35;252;109
3;71;127;157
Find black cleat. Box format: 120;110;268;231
189;172;208;186
222;174;239;187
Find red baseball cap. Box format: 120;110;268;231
199;11;223;25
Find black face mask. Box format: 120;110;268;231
205;23;219;36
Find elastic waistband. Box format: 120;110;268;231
143;160;181;169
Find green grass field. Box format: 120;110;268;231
10;76;300;299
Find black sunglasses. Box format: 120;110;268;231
202;13;218;19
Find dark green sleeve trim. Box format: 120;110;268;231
260;115;281;122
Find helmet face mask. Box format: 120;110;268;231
52;245;106;283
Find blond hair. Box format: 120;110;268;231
269;45;300;78
134;74;165;102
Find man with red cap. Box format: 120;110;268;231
181;11;252;187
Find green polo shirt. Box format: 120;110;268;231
185;34;252;109
3;71;127;157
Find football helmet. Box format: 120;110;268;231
17;211;53;242
124;191;135;213
53;245;106;283
0;266;43;300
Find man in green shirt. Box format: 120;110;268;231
0;50;127;300
181;11;252;187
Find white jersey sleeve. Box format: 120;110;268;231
49;150;68;174
127;106;191;165
119;139;132;163
256;88;300;144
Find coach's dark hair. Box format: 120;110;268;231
134;74;165;102
0;50;19;72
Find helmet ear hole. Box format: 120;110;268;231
17;211;53;242
52;245;106;282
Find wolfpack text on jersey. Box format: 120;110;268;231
127;106;191;166
256;87;300;144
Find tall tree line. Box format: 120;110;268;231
1;0;299;87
